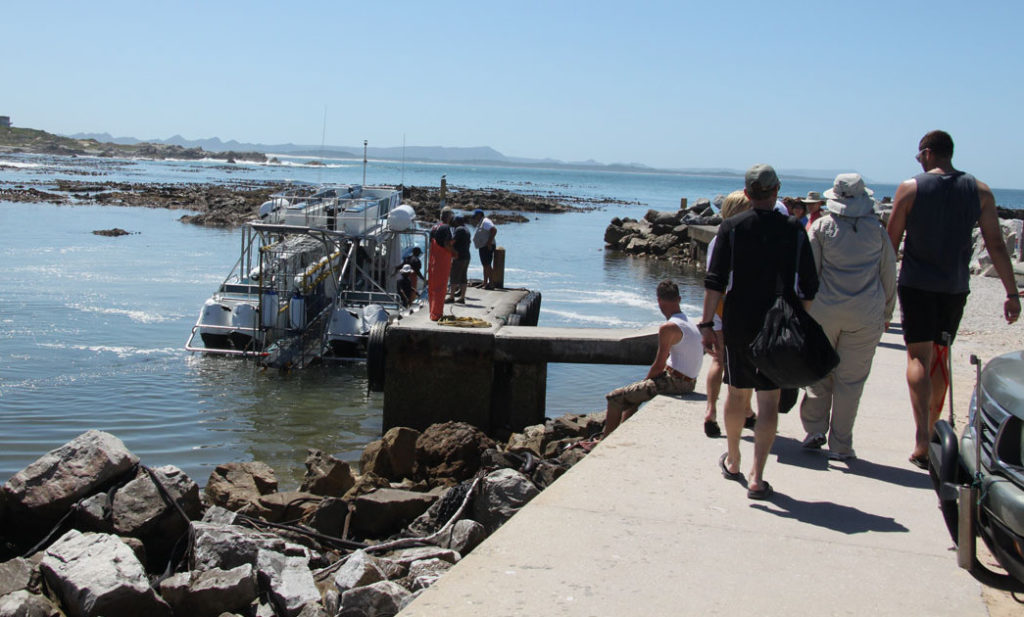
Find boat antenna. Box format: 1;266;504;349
362;139;368;186
318;105;327;184
401;133;406;186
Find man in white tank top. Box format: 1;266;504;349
600;280;703;438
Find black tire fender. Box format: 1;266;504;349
366;320;388;392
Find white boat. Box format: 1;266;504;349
186;183;427;368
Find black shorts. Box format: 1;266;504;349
898;285;969;345
722;342;779;391
479;246;494;267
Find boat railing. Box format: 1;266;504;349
184;323;268;358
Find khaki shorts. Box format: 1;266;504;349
606;369;695;411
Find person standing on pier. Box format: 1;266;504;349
472;209;498;289
886;130;1021;469
599;280;703;439
428;207;455;321
447;216;472;304
700;164;818;500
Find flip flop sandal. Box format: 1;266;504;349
719;452;743;481
908;454;929;470
704;420;722;438
747;481;774;500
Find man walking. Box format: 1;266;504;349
472;209;498;289
700;164;818;499
599;280;703;439
886;130;1020;468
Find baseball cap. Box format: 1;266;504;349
745;164;780;193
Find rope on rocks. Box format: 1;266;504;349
437;315;491;328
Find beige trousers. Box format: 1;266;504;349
799;316;885;456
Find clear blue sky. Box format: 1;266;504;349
5;1;1024;188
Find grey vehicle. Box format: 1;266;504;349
930;349;1024;586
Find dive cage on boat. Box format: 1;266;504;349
185;184;428;368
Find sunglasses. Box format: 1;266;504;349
915;148;930;163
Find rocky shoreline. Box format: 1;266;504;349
0;414;603;617
0;178;620;229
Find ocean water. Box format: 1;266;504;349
2;153;1022;487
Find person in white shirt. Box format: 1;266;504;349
599;280;703;438
471;209;498;289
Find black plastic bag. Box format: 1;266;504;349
748;295;839;388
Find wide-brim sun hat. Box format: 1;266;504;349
400;264;413;274
823;173;874;213
801;191;825;204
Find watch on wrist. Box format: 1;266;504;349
697;320;715;330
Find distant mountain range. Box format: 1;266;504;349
64;132;849;181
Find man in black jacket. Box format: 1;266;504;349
699;164;818;500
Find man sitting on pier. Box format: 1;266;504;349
599;280;703;439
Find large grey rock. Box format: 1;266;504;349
190;521;293;572
505;424;547;457
257;491;320;523
472;468;539;533
0;590;59;617
437;519;486;555
0;558;35;597
351;489;438;537
201;504;239;525
39;530;171;617
3;431;138;525
300;450;355;497
303;497;349;537
339;581;410;617
204;462;278;514
256;549;319;617
111;465;201;536
158;564;258;617
332;550;386;594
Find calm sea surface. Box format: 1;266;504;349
2;153;1022;486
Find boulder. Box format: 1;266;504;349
530;460;568;489
382;427;420;480
111;465;201;536
339;581;410;617
300;450;355;497
472;468;539;533
358;440;392;479
603;223;632;247
3;430;138;528
0;590;59;617
624;236;651;254
204;462;278;514
332;550;386;594
189;521;292;572
39;530;171;617
302;497;350;537
257;491;321;523
158;564;258;617
342;473;390;501
415;422;494;483
73;493;112;532
201;505;239;525
648;234;678;256
350;488;440;538
256;550;320;617
436;519;486;555
0;558;36;597
505;423;547;457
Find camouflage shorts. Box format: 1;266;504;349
606;370;695;411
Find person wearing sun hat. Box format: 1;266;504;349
801;190;826;229
798;173;897;461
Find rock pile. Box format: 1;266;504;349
0;414;604;617
603;199;722;264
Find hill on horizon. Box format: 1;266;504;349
64;131;852;181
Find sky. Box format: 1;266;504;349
4;1;1024;188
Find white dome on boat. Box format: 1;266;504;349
387;204;417;231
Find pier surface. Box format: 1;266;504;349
399;327;989;616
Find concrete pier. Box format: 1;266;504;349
399;328;990;616
380;287;657;436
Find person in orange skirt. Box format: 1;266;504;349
428;207;455;320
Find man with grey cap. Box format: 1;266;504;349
699;164;819;499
